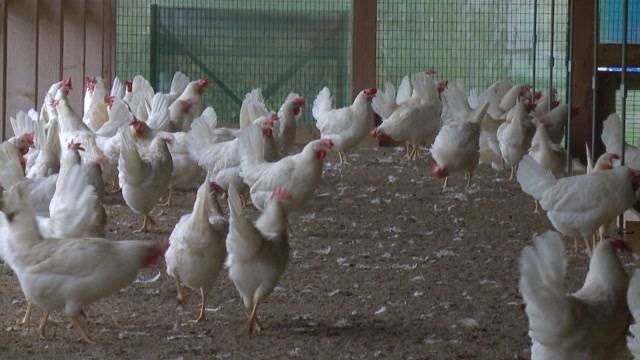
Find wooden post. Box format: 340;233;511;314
5;0;38;138
569;0;596;161
0;0;7;140
37;0;63;106
102;0;116;85
62;0;86;115
351;0;376;100
110;0;116;83
85;0;103;82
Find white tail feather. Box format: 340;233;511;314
516;155;557;201
312;87;332;122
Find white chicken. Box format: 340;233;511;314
517;154;640;255
168;79;209;131
519;231;631;359
123;75;155;122
54;79;107;166
0;184;168;343
0;143;56;216
602;113;640;170
313;86;376;164
164;180;227;322
430;103;489;190
239;122;333;211
118;129;173;232
534;104;580;144
497;101;536;180
371;73;444;160
82;76;110;132
226;185;290;334
627;270;640;359
26;116;60;179
529;120;566;178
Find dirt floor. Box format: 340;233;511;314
1;138;625;359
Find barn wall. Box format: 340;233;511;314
0;0;116;140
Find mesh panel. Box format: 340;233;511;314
600;0;640;144
376;0;569;101
117;0;352;124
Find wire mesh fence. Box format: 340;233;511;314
376;0;569;101
117;0;352;124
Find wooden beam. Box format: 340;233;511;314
0;0;7;140
110;0;116;84
598;44;640;67
62;0;85;115
37;0;62;106
85;0;103;83
569;0;596;161
101;0;114;85
351;0;376;100
5;0;38;138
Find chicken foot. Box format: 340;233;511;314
159;183;174;207
134;214;156;233
195;288;207;323
441;177;449;192
107;178;120;194
18;301;32;325
39;311;49;339
247;301;262;336
71;316;94;344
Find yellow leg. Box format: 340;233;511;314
134;214;155;233
159;184;173;207
195;288;207;323
441;177;449;192
509;166;515;181
248;301;261;336
18;301;32;325
175;274;185;304
39;311;49;339
71;316;95;344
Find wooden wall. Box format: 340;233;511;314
0;0;116;140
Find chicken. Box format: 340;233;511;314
628;270;640;358
239;122;333;211
5;110;37;170
118;128;173;232
469;80;513;121
0;184;167;343
498;83;531;113
497;101;536;180
168;79;209;131
532;88;558;118
371;73;444;160
313;86;376;164
602;113;640;170
165;180;227;322
478;115;505;170
534;104;580;144
123;75;154;122
239;88;269;129
226;184;290;334
188;112;277;185
431;103;489;190
0;142;57;216
519;231;631;359
53;79;107;166
517;154;640;255
95;96;134;189
82;76;109;131
529;119;566;178
26;116;60;179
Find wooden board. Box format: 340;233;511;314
62;0;86;115
37;0;63;106
5;0;37;137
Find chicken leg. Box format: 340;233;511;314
509;165;516;181
71;316;94;344
175;274;185;304
39;311;49;339
195;288;207;323
18;301;32;325
465;172;473;189
159;182;174;207
134;214;156;233
441;177;449;192
248;301;262;336
533;201;539;214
